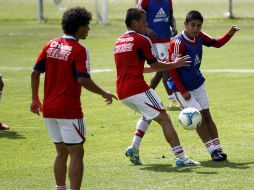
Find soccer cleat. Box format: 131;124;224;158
0;123;10;130
217;150;227;161
125;146;142;165
176;157;200;167
211;149;225;161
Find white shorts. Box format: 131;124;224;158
174;84;209;111
44;118;86;145
121;89;165;120
153;42;170;61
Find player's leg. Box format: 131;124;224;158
190;84;226;161
66;144;84;190
162;71;180;109
175;89;223;161
125;89;199;166
125;116;151;165
44;118;68;190
202;109;227;160
58;118;86;189
153;110;199;166
54;143;68;190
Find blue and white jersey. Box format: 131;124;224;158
167;33;205;91
145;0;173;39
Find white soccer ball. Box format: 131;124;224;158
179;107;202;130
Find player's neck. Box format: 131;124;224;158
182;31;195;43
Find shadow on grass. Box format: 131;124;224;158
139;160;254;174
139;164;197;173
200;160;254;170
0;130;25;139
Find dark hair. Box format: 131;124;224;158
62;7;92;35
185;10;203;23
125;8;146;28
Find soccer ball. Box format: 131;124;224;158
179;107;202;130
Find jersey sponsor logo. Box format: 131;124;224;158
194;54;201;66
46;48;71;61
47;41;72;61
114;43;134;54
153;8;169;23
50;41;72;51
116;37;134;43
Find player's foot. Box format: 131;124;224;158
217;150;227;160
211;149;225;161
176;157;200;167
168;99;181;111
0;123;10;130
125;146;142;165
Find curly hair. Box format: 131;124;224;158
61;7;92;35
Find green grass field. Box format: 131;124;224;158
0;1;254;190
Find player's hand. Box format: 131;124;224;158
173;55;191;68
30;99;42;115
102;91;118;105
182;91;191;100
228;25;240;36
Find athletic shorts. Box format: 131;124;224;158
174;84;209;111
153;42;170;61
121;89;165;120
44;118;86;145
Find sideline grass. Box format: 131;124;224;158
0;4;254;190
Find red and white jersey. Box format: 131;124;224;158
114;31;157;99
34;35;90;119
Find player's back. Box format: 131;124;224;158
36;37;88;118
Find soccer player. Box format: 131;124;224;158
30;7;117;190
114;8;200;166
136;0;179;109
167;10;240;161
0;74;10;130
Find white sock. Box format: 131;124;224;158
211;138;222;151
131;117;150;150
205;140;215;154
172;145;187;160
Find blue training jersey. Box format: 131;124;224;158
146;0;173;39
167;34;205;91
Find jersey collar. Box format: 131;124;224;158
182;31;195;43
62;35;77;41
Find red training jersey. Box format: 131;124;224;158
114;31;157;99
34;35;90;119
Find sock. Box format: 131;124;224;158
211;138;222;151
205;140;215;154
56;185;67;190
172;145;187;160
131;117;151;150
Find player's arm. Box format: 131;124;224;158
142;37;190;73
31;70;42;115
30;48;46;115
143;55;190;73
201;25;240;48
168;39;190;99
77;77;117;104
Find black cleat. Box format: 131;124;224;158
211;149;225;161
217;150;227;161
